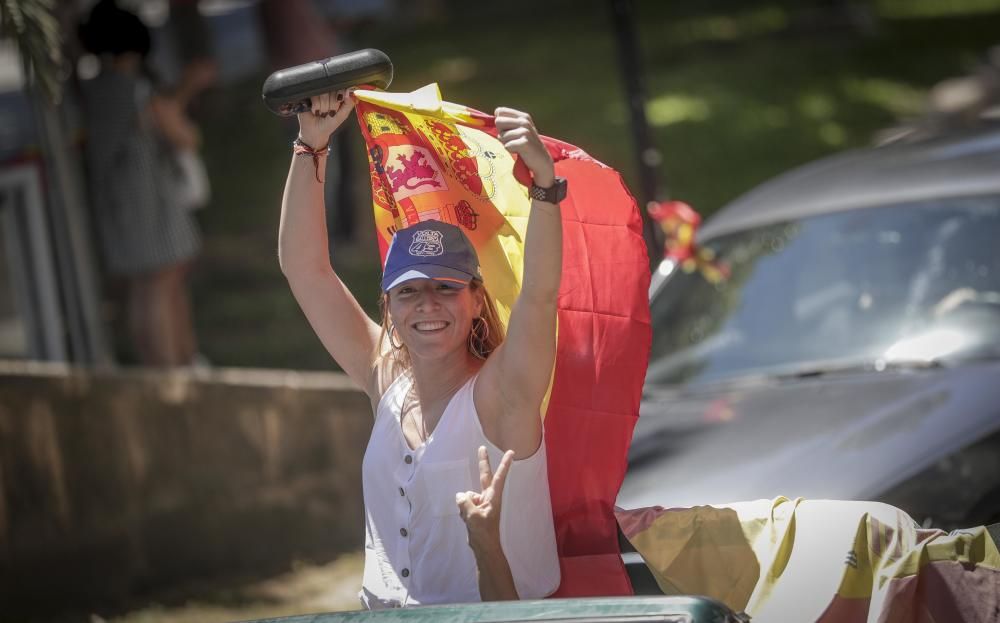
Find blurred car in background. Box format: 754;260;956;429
619;122;1000;530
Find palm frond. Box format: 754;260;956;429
0;0;63;102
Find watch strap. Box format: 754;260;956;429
529;176;568;204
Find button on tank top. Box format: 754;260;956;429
359;372;560;608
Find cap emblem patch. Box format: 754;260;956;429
409;230;445;257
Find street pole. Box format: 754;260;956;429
40;0;114;365
608;0;662;265
29;84;113;365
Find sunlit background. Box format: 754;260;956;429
2;0;1000;621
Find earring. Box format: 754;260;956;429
388;323;403;350
469;317;490;359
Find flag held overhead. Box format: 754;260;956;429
353;84;652;596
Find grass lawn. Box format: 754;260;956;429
189;0;1000;371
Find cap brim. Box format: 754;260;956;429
381;264;478;292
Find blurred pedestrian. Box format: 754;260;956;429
78;0;205;366
163;0;218;215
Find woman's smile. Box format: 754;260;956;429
413;320;450;333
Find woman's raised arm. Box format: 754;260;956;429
476;108;563;458
278;91;383;397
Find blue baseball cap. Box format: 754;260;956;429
381;220;483;292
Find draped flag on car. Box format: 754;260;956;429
616;497;1000;621
353;84;651;596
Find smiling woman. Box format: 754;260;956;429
382;279;505;360
277;90;564;608
377;221;506;367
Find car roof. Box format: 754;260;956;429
698;122;1000;241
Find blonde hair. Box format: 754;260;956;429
378;281;505;365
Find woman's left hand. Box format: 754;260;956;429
457;447;515;550
495;108;555;187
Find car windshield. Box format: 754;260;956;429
648;195;1000;387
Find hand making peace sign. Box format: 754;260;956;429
456;446;515;548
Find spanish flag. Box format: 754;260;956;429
616;497;1000;621
353;84;651;596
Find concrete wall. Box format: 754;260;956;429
0;361;372;618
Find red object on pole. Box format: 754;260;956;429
648;199;730;283
648;199;701;261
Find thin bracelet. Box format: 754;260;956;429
292;137;330;183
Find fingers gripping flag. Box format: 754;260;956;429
353;84;651;596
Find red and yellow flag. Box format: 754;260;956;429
353;84;651;596
616;498;1000;621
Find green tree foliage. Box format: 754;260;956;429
0;0;62;101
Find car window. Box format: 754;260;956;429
648;195;1000;387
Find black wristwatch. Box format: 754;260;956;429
529;176;568;204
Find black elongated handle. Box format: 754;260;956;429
262;48;393;116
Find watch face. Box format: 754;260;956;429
554;177;568;202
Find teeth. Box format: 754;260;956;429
415;321;447;331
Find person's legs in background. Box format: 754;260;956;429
126;274;156;365
166;261;198;365
126;262;196;366
127;270;175;366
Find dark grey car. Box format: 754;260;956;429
618;124;1000;530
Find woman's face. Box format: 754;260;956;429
388;279;483;360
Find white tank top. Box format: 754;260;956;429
359;371;560;608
